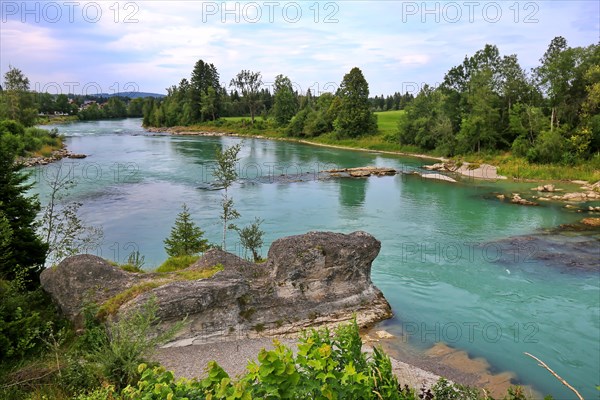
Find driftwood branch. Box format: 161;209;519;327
0;368;58;389
524;352;584;400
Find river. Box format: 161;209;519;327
32;118;599;399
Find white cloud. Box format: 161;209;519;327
1;1;597;95
0;20;64;63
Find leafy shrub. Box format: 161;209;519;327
121;320;415;399
0;120;62;156
527;130;566;164
0;119;26;136
87;298;184;391
511;135;531;158
431;377;480;400
0;277;65;364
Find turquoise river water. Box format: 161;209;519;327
32;119;599;399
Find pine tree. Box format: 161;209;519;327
0;131;48;283
163;204;208;257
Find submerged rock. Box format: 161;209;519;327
40;231;392;344
531;184;559;192
582;217;600;227
510;193;538;206
418;173;457;183
325;166;397;177
487;220;600;273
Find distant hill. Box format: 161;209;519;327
107;91;166;99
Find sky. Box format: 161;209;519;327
1;1;599;97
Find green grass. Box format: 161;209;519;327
97;281;164;318
156;255;200;272
97;263;224;318
221;116;251;122
375;110;405;135
36;115;79;125
458;152;600;182
171;264;223;280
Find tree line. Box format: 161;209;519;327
143;61;379;139
397;37;599;163
0;67;149;124
144;36;599;164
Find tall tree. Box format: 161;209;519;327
0;131;48;283
457;69;501;153
201;86;218;121
39;163;104;267
334;67;377;137
191;60;220;122
230;70;263;123
55;94;70;114
0;66;37;126
272;74;298;126
534;36;575;131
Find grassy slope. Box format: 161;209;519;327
376;110;404;135
161;111;599;182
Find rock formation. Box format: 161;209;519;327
41;231;392;345
325;166;397;177
510;193;539;206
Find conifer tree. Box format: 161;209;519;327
163;203;208;257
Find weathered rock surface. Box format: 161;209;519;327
422;162;507;180
531;184;560;193
416;172;457;183
40;255;138;323
510;193;538;206
41;231;392;345
325;166;398;177
486;228;599;273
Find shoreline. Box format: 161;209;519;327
145;125;445;162
145;126;514;181
155;337;443;393
16;144;87;167
147;125;600;188
155;331;538;398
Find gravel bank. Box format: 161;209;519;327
155;337;441;391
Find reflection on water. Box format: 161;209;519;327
339;178;368;208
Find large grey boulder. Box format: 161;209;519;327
41;231;392;345
40;254;138;323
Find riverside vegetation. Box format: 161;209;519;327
1;64;148;125
2;37;599;179
7;113;596;398
141;37;599;181
0;125;566;398
1;43;598;399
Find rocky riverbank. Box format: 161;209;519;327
491;181;600;209
424;161;507;180
16;146;87;167
155;336;443;394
